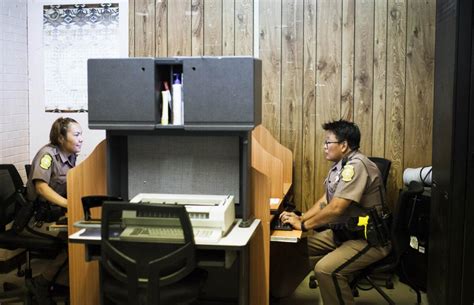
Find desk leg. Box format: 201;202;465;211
239;245;249;305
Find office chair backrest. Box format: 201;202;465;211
101;202;197;305
391;181;425;261
368;157;392;188
0;165;24;229
24;164;31;178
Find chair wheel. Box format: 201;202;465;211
386;279;394;289
309;275;318;289
352;288;359;297
17;269;25;277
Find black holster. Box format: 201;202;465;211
330;223;364;246
366;208;391;247
348;208;391;247
34;200;65;223
331;208;391;247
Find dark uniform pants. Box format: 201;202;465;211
308;229;390;305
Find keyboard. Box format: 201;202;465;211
271;218;293;231
193;228;221;243
120;227;185;243
120;226;222;243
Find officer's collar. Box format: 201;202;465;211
333;150;359;171
56;147;76;165
342;150;359;164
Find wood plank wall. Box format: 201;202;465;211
129;0;435;211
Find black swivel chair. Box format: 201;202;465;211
349;181;425;305
368;157;392;188
0;164;66;304
24;164;31;178
100;202;207;305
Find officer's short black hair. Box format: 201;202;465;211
322;119;361;150
50;117;78;147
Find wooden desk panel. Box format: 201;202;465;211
67;140;107;305
250;169;271;305
253;125;293;193
251;135;284;199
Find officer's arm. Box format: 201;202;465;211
300;197;352;230
280;193;327;222
34;180;68;209
300;193;328;222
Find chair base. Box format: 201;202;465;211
365;275;395;305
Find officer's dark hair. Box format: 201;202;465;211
322;119;360;150
49;117;78;147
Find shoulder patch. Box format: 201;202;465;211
341;164;355;182
40;154;53;170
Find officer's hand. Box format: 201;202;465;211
279;211;300;222
282;214;301;230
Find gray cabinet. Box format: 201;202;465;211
88;57;261;131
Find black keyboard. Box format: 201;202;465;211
271;218;293;231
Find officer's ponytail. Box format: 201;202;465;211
49;117;78;146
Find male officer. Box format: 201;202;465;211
281;119;390;305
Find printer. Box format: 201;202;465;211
130;193;235;239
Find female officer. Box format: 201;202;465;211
25;117;83;305
26;117;83;207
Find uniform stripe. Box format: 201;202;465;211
331;244;372;305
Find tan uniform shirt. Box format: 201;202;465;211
325;150;384;223
26;144;77;202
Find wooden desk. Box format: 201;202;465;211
70;219;260;249
70;219;260;305
67;125;295;305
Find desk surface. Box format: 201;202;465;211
69;218;260;250
270;229;303;243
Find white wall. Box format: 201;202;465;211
0;0;29;179
27;0;128;163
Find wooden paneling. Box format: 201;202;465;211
222;0;235;55
259;0;282;139
134;0;155;56
130;0;435;211
386;0;406;204
315;0;343;197
235;0;253;55
354;0;374;155
341;0;354;121
168;0;192;56
281;0;304;210
372;0;388;157
404;0;435;168
155;0;168;57
302;0;317;211
204;0;222;55
191;0;203;55
129;0;135;56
